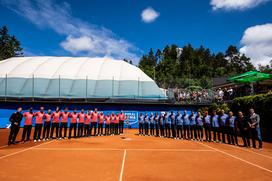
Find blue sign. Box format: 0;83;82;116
124;111;138;128
0;102;198;128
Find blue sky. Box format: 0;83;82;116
0;0;272;66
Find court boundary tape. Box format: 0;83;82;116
197;142;272;173
119;149;127;181
0;141;54;160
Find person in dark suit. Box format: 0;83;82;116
8;107;23;145
236;111;250;147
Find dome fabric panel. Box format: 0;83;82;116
0;57;165;99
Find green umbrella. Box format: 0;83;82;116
228;71;272;83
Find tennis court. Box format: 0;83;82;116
0;129;272;181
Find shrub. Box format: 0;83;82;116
203;93;272;141
231;93;272;142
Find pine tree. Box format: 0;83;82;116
0;26;23;60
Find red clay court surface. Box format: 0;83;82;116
0;128;272;181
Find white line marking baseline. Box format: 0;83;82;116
197;142;272;173
31;148;216;152
119;149;127;181
0;141;54;160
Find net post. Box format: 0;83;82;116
58;75;60;102
85;75;88;102
32;74;34;102
112;76;114;100
138;77;140;102
4;74;7;101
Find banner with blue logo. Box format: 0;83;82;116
124;111;138;128
0;102;198;128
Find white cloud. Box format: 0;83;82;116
240;23;272;66
60;36;96;54
0;0;140;62
210;0;270;10
141;7;160;23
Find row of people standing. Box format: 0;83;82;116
138;108;262;149
8;107;126;145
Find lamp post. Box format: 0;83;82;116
153;66;156;81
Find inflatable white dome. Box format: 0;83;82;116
0;57;165;99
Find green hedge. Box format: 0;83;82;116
198;103;230;115
231;93;272;142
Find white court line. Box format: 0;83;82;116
226;144;272;160
32;147;216;152
0;141;54;160
32;148;124;151
0;145;8;149
197;142;272;173
119;149;126;181
127;148;215;152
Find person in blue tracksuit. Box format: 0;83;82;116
226;111;237;145
164;112;171;138
196;111;204;141
170;111;176;139
159;113;165;137
219;109;228;144
138;113;144;135
182;110;190;140
176;111;183;139
211;110;220;143
144;113;149;136
204;111;211;142
189;111;197;140
149;113;155;136
154;113;160;137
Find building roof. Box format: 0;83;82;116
212;77;228;87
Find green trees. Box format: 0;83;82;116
138;44;255;89
258;60;272;74
225;45;255;74
138;48;157;79
0;26;23;61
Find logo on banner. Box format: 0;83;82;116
124;111;138;127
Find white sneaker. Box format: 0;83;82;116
34;140;37;143
38;139;41;142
